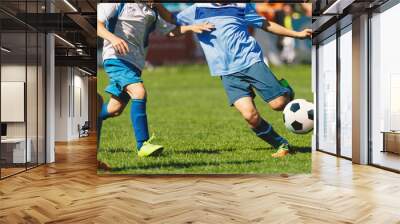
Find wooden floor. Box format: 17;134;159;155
0;136;400;224
1;167;26;178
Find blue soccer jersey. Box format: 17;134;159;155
176;3;266;76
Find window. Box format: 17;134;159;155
317;35;337;154
370;2;400;171
339;25;352;158
0;0;46;179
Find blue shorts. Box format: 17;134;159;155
103;59;142;102
221;61;289;106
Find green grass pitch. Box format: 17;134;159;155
97;64;312;174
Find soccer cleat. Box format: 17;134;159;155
279;79;295;101
271;143;290;158
137;136;164;157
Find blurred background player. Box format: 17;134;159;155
254;3;284;66
97;3;213;157
255;3;312;65
157;3;311;158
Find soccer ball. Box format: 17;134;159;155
283;99;314;134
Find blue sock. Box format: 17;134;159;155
252;118;287;148
97;103;110;143
131;99;149;150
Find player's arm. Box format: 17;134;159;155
262;20;312;39
97;4;129;55
97;20;129;55
97;21;129;55
168;22;214;37
155;4;211;37
154;4;176;24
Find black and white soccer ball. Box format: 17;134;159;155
283;99;314;134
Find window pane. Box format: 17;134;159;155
317;35;337;154
370;3;400;171
38;32;45;165
1;31;27;177
27;31;38;169
339;26;352;158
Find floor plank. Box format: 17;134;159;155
0;136;399;223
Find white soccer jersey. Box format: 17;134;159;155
98;3;176;71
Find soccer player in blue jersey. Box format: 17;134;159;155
157;3;312;158
97;3;214;157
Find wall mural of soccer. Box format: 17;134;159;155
97;2;313;174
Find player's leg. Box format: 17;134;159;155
125;82;148;150
233;97;288;151
97;94;128;143
125;83;163;157
233;97;260;128
247;62;294;111
221;74;289;157
244;62;293;157
269;79;295;111
104;95;128;117
101;59;162;157
269;95;290;111
98;58;132;143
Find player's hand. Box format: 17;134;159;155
110;36;129;55
190;22;215;34
296;28;312;39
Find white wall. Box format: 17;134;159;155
0;65;40;139
72;73;89;138
1;65;26;139
54;67;89;141
54;66;69;141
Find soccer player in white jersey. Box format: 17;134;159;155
97;3;214;157
157;3;311;158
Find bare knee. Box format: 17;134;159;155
125;84;146;100
269;96;289;111
242;109;260;128
233;97;260;128
107;102;126;117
